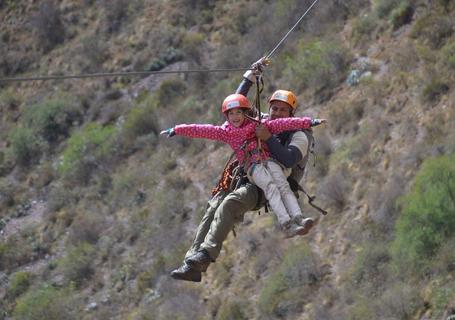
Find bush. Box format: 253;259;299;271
284;40;351;100
182;32;205;65
389;1;414;30
67;212;105;246
30;0;65;52
7;271;32;299
216;299;249;320
79;34;109;72
0;179;15;209
59;242;96;286
328;98;365;135
391;154;455;272
24;98;82;144
351;13;379;45
122;97;159;142
9;127;43;167
378;283;421;319
156;78;187;106
147;47;183;71
0;235;34;272
430;286;455;319
58;123;117;184
441;39;455;69
350;241;391;293
320;169;349;211
411;14;453;49
258;243;321;317
101;0;129;33
13;285;77;320
373;0;401;19
422;78;450;103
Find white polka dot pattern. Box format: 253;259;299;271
173;117;312;164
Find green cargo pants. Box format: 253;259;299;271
184;183;263;261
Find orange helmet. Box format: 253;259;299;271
269;90;297;110
221;94;251;113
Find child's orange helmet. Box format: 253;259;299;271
269;90;297;110
221;94;252;113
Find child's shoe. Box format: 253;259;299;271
282;220;306;238
293;215;315;236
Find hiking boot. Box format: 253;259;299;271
293;215;315;236
170;263;202;282
282;220;306;239
185;249;211;272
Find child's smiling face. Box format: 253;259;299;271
227;108;246;127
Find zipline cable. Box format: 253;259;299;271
265;0;320;60
0;67;254;83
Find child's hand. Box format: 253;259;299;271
255;124;272;141
311;119;327;127
160;128;175;137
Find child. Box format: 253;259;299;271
160;94;324;238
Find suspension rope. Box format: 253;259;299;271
265;0;320;60
0;67;254;83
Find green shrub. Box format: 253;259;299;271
58;123;116;183
373;0;401;18
13;285;77;320
0;235;34;272
9;127;43;167
391;154;455;272
441;39;455;69
102;0;129;33
147;47;183;71
389;1;413;30
351;14;378;45
0;87;20;110
346;297;375;320
122;96;159;141
30;0;65;52
79;34;109;72
258;243;321;317
430;286;455;319
24;97;81;143
8;271;32;299
328;98;365;135
67;212;105;246
182;32;205;64
284;40;351;99
411;14;453;49
216;299;248;320
321;169;349;210
422;78;450;103
59;242;96;286
156;78;187;105
378;283;421;319
350;242;391;292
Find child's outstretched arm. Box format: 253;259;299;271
160;123;227;142
264;117;327;134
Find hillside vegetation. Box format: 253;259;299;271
0;0;454;319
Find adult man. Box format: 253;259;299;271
170;69;318;282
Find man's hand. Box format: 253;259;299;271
243;56;272;83
255;124;272;141
311;119;327;127
160;128;175;137
251;56;271;73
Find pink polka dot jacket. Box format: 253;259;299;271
174;117;312;165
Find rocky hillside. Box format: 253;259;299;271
0;0;454;319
